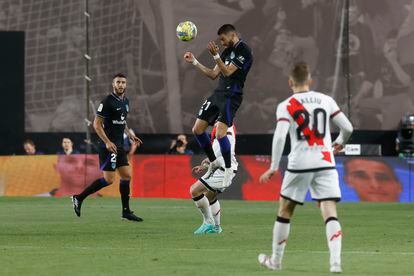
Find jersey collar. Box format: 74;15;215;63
233;39;242;48
111;92;124;101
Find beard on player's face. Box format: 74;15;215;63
220;33;234;47
113;85;126;95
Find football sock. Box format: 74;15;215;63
77;178;109;201
195;132;216;162
209;199;221;227
271;216;291;264
325;217;342;265
192;194;213;225
217;136;231;168
120;179;131;213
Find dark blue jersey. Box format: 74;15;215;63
96;93;130;147
216;40;253;94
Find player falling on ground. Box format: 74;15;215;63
190;123;238;234
71;74;144;222
258;63;353;273
184;24;252;188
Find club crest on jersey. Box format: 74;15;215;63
111;162;116;169
120;113;125;120
230;51;235;59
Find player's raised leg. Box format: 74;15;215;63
189;181;214;234
215;121;233;186
258;197;296;271
192;119;220;177
320;200;342;273
71;171;114;217
118;165;143;222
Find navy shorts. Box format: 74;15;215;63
197;91;242;127
98;146;129;171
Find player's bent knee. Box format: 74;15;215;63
192;125;202;135
189;184;197;197
120;175;131;181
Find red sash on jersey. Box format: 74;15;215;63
287;98;332;163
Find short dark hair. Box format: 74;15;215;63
23;139;35;146
113;73;127;80
217;24;236;35
290;62;311;85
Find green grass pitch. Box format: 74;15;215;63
0;197;413;275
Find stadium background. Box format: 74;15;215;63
0;0;413;201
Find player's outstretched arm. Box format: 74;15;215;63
208;41;238;77
184;52;220;80
331;112;353;154
93;116;117;153
260;121;290;183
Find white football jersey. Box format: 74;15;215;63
212;126;238;171
276;91;341;171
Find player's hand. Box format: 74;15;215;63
201;158;210;167
208;41;219;56
129;134;143;147
184;52;195;63
333;143;344;155
105;141;117;154
259;168;277;184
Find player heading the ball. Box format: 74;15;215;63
184;24;253;189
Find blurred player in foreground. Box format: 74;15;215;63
258;63;353;273
189;123;238;234
71;74;143;222
184;24;252;189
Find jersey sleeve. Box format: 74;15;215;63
329;97;342;119
231;47;251;69
96;98;110;118
276;102;291;123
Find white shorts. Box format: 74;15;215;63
199;168;236;193
280;169;341;205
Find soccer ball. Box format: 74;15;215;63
176;21;197;41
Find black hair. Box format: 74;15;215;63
112;73;127;80
217;24;236;35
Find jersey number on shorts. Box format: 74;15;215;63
110;153;117;163
198;100;211;115
293;108;327;141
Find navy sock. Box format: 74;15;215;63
77;178;109;201
195;132;216;162
120;179;131;213
218;136;231;168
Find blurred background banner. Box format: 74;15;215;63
0;155;412;202
1;0;413;134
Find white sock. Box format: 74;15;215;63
326;218;342;266
271;217;291;264
193;195;213;225
210;199;221;227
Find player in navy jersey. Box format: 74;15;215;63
184;24;253;189
71;74;144;222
